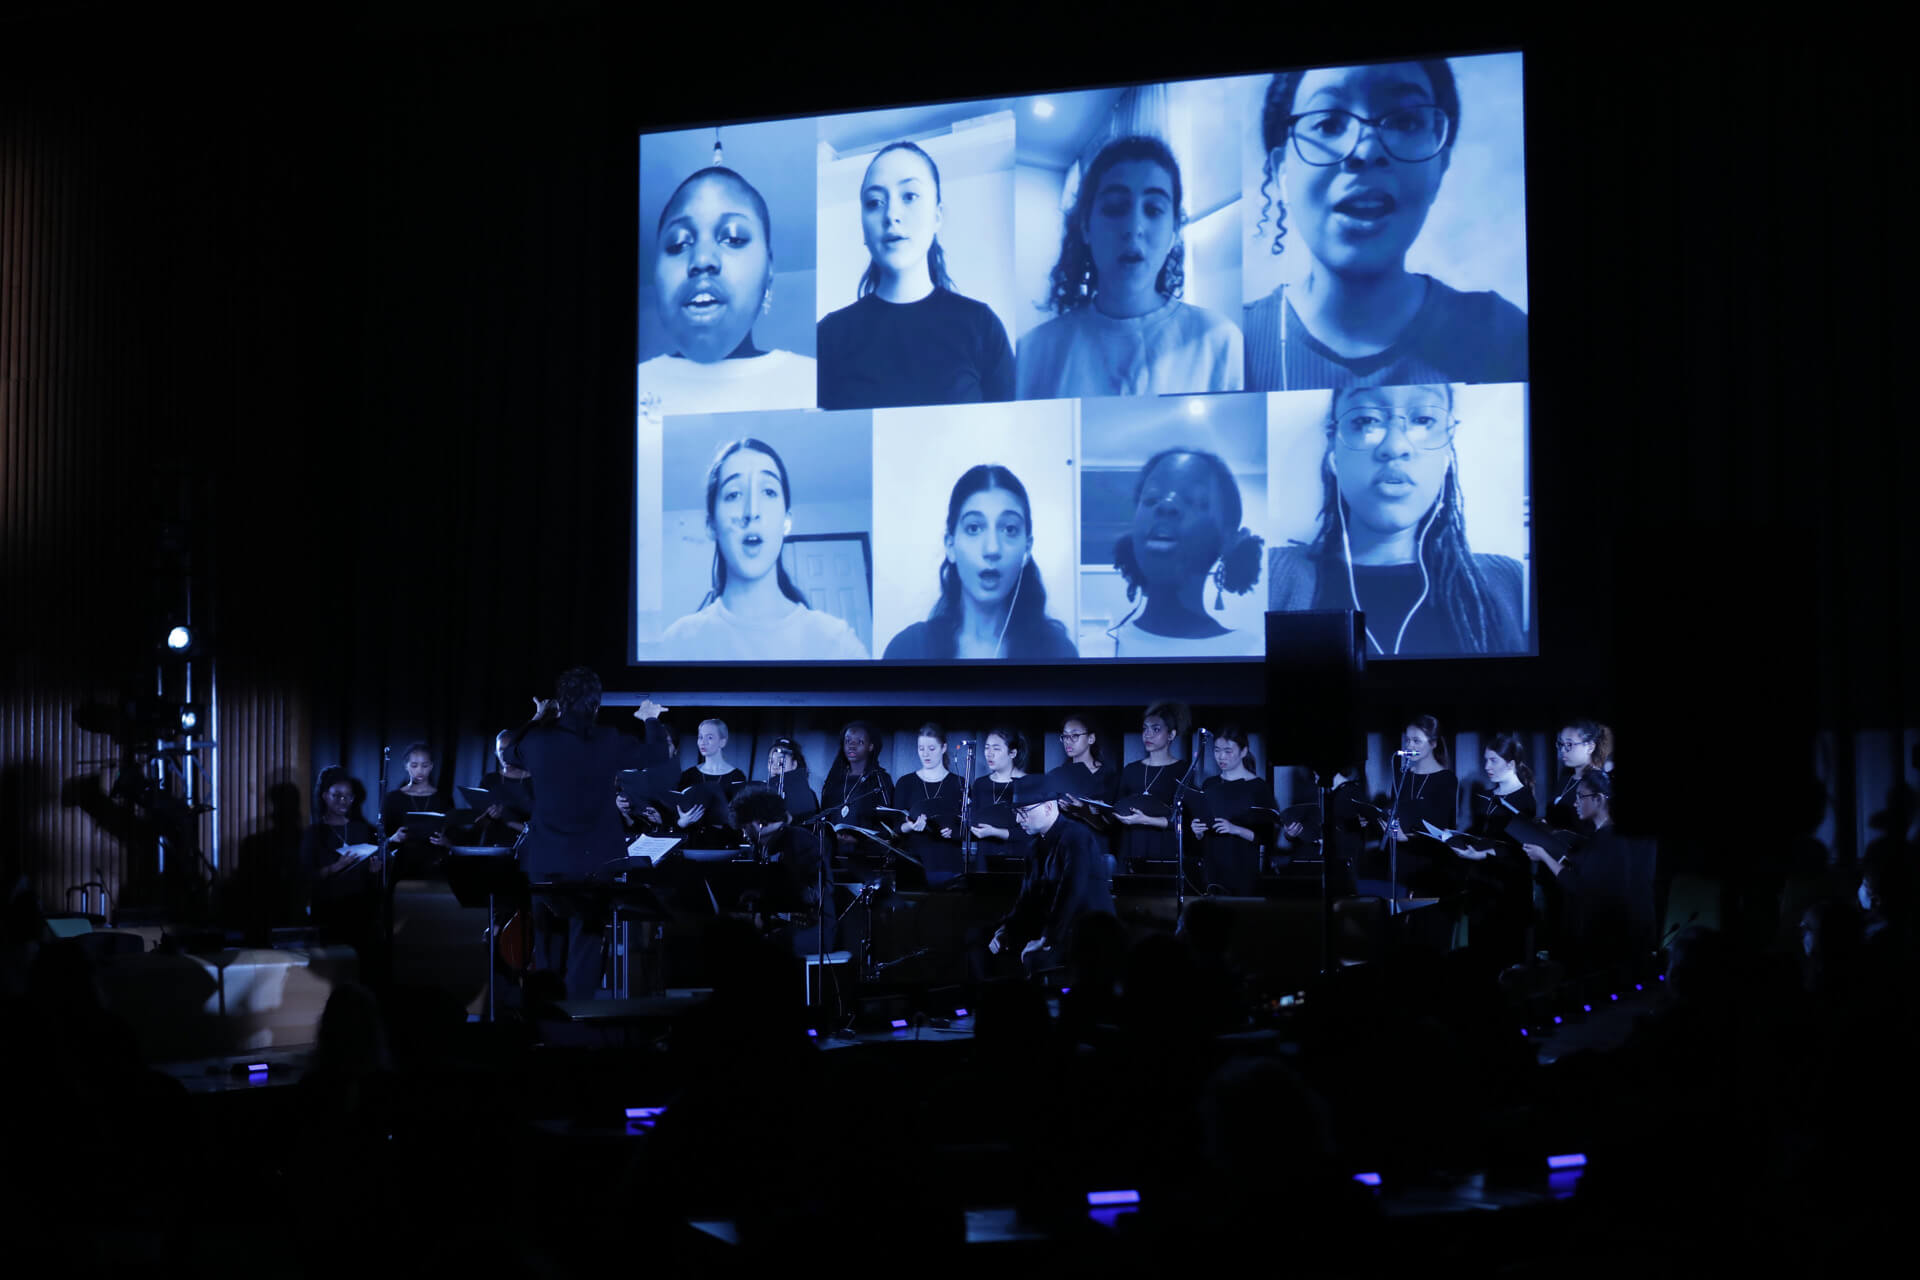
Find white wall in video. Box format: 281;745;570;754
870;400;1080;661
638;118;820;422
636;409;874;662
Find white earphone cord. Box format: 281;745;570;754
992;556;1025;660
1339;493;1438;657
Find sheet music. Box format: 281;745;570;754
625;835;682;865
337;843;380;864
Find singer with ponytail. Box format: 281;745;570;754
1102;447;1265;658
660;437;869;661
1268;384;1526;657
1451;731;1538;966
1188;724;1276;896
817;140;1015;409
882;464;1076;660
1114;701;1187;870
897;723;965;884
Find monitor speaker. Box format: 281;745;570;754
1265;611;1365;778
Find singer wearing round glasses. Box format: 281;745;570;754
1244;60;1527;390
817;141;1015;409
658;438;870;660
638;167;816;419
881;464;1077;660
1102;448;1265;658
1017;135;1243;399
1268;385;1526;657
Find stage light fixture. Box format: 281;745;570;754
165;625;192;651
178;706;201;732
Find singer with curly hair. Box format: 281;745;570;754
1016;134;1242;399
1268;384;1526;657
1243;57;1527;390
1100;447;1264;657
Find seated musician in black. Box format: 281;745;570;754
732;783;836;959
988;775;1116;976
501;668;671;1001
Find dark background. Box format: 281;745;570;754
3;4;1913;903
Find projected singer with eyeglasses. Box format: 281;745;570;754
1016;135;1243;399
638;168;816;418
657;438;869;660
817;142;1016;410
1269;386;1526;657
1244;60;1527;390
881;464;1077;661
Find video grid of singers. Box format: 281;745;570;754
635;53;1533;664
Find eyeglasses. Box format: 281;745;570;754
1556;739;1591;751
1332;405;1454;452
1575;792;1602;803
1060;732;1087;741
1286;106;1452;166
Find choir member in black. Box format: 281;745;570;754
1546;718;1614;829
675;718;747;848
501;668;671;1000
897;723;965;885
819;721;895;853
1189;725;1275;896
1523;771;1653;975
459;729;534;848
1049;712;1121;810
1277;762;1369;898
1385;714;1458;895
299;767;382;949
1450;732;1537;966
968;727;1032;866
732;783;835;959
988;775;1116;975
1114;700;1186;871
628;721;684;833
765;738;819;824
380;742;454;877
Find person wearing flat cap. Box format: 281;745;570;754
989;774;1117;975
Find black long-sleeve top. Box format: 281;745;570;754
1558;824;1657;968
770;765;820;824
1390;766;1458;835
969;774;1032;863
1047;760;1122;808
819;764;894;828
1116;759;1182;867
677;765;747;847
1000;812;1115;956
504;714;672;879
897;771;965;875
1466;781;1536;844
298;818;378;902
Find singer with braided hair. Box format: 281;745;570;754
1102;447;1264;658
1269;384;1526;657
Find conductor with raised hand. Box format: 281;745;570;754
501;667;671;1000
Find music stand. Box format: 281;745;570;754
444;849;526;1023
595;857;678;999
